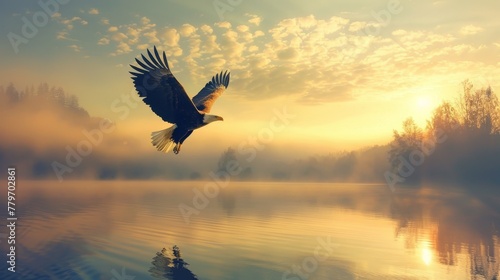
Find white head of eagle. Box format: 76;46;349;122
129;46;230;154
203;114;224;124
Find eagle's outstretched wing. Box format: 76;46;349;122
130;46;199;124
192;71;230;113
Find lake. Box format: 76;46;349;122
1;181;499;280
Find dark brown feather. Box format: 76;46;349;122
130;46;201;125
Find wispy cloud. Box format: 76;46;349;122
69;44;82;52
88;8;99;15
97;37;110;45
53;14;89;42
57;31;69;40
111;42;132;56
60;16;88;30
460;24;483;36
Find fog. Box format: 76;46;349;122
2;81;498;186
0;83;390;182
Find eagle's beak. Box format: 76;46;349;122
217;116;224;121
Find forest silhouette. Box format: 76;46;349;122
387;80;500;187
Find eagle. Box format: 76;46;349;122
129;46;230;154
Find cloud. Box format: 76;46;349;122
127;27;140;39
88;13;499;103
141;16;152;25
348;21;366;32
460;25;483;36
143;30;160;44
53;14;90;41
69;44;82;52
248;45;259;52
88;8;99;15
200;25;213;34
111;32;128;42
111;42;132;56
97;16;171;56
57;31;69;40
203;34;220;53
247;14;262;26
97;37;110;45
163;28;180;47
59;16;87;30
179;24;197;37
237;25;250;33
216;21;232;29
254;30;265;37
219;29;245;63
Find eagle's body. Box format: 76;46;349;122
129;46;230;154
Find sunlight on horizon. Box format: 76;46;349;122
413;94;439;127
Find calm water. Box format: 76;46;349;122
1;181;499;280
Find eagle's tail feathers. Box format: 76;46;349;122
151;125;177;153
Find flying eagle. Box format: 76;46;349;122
130;46;230;154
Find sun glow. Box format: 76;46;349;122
416;96;433;110
420;241;433;266
413;95;438;126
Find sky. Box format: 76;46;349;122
1;0;500;155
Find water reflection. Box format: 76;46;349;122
391;187;500;279
150;245;198;280
1;181;498;279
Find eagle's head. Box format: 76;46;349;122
203;114;224;124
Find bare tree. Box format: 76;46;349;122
427;101;460;135
457;80;499;134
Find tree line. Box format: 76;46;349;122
388;80;500;186
0;82;89;118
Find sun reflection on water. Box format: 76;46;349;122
420;240;433;266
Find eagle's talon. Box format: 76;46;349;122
173;144;181;154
